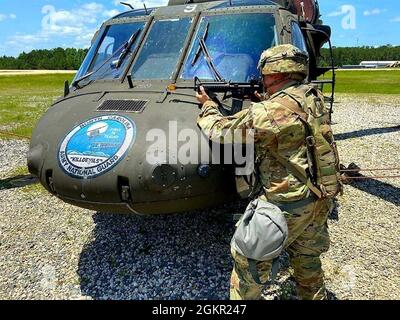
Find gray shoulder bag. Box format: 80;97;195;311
231;198;288;285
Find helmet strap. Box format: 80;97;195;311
264;74;292;88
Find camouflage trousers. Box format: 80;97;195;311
230;196;331;300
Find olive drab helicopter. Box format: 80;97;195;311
27;0;335;214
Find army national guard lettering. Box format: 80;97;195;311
196;44;341;300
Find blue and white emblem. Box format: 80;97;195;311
58;115;136;179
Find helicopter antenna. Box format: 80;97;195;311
300;2;306;19
120;2;134;10
143;3;148;15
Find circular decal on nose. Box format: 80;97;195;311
58;115;136;179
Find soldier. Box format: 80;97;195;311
196;44;336;300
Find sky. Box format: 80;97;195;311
0;0;399;57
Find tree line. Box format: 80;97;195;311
320;45;400;67
0;48;88;70
0;46;399;70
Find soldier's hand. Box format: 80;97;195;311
196;86;211;105
254;91;268;102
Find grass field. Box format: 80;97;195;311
0;70;399;138
0;73;75;137
321;70;400;95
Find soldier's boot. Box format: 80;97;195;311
230;248;273;300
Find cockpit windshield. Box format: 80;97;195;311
181;13;277;82
73;12;277;86
131;18;193;80
73;21;145;85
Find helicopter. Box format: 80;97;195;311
27;0;335;215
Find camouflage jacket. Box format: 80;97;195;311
197;81;319;203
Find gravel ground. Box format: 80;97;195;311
320;94;400;300
0;139;29;176
0;94;399;300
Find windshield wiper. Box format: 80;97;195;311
191;22;209;66
198;38;224;82
190;22;224;82
113;28;141;69
72;29;141;89
71;71;95;89
71;50;118;89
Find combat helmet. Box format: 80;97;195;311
258;44;309;80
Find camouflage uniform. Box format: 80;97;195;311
197;45;331;300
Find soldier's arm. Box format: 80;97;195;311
197;100;254;144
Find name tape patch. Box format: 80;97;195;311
58;115;136;179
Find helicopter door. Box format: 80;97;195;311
291;21;308;53
291;21;309;79
301;23;336;121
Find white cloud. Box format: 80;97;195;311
327;10;344;17
5;2;107;54
5;33;50;55
3;0;168;55
41;3;105;36
363;9;386;16
82;2;104;12
0;13;16;21
113;0;168;10
103;9;121;18
7;34;48;45
390;16;400;23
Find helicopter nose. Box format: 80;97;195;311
27;143;45;177
149;163;178;190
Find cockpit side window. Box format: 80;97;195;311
74;27;106;80
180;13;277;82
291;21;308;53
89;34;115;72
73;21;146;84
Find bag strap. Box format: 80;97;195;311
269;92;323;199
248;258;280;286
272;95;308;122
267;147;323;199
